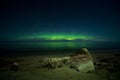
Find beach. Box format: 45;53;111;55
0;50;120;80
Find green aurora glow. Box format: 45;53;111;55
17;33;95;41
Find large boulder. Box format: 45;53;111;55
42;48;95;73
69;48;95;72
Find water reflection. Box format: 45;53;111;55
1;42;120;50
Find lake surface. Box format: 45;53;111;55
0;42;120;56
1;42;120;51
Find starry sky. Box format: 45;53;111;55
0;0;120;42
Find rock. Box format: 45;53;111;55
0;58;20;71
43;57;70;68
75;60;94;72
42;48;95;73
94;55;119;72
9;62;19;71
69;48;95;73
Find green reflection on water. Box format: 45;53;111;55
15;42;92;50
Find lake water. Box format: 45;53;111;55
1;42;120;51
0;42;120;56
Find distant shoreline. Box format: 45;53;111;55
0;49;120;57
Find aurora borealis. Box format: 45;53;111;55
0;0;120;56
0;0;120;42
17;33;95;41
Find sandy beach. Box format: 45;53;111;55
0;50;120;80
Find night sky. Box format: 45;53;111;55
0;0;120;42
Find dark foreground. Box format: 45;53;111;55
0;52;120;80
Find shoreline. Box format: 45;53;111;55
0;49;120;80
0;49;120;57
